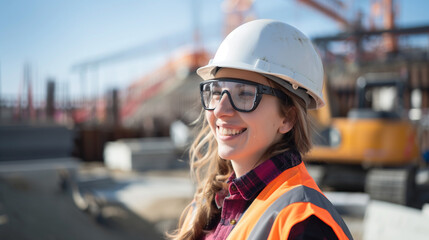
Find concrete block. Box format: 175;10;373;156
423;203;429;217
325;192;369;218
363;200;429;240
104;137;177;171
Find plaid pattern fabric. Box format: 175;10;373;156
205;149;302;240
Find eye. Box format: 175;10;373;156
236;85;256;100
239;90;254;97
212;86;222;96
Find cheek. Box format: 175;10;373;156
248;115;279;139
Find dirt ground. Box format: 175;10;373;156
0;169;164;240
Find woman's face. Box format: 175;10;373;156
205;68;294;168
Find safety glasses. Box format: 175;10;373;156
200;78;289;112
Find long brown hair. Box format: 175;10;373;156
168;79;313;240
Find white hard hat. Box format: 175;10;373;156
197;19;325;109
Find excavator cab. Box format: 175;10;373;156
352;74;405;119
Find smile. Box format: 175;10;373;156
218;127;247;136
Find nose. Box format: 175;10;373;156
213;91;235;117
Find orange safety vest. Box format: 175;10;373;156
226;162;353;240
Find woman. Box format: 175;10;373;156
170;19;353;240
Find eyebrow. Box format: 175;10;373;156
211;82;220;88
234;83;246;89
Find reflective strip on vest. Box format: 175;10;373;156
247;185;353;240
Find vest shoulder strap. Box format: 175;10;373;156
247;185;353;240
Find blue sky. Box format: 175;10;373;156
1;0;429;99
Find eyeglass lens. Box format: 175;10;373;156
201;81;258;111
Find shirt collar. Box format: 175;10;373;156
215;149;302;208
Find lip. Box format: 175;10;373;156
216;124;247;140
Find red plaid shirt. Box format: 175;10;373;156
203;149;338;240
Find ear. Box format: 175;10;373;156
279;107;296;134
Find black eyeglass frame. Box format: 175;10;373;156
199;78;289;113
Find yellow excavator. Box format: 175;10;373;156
306;73;422;206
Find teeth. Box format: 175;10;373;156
218;127;245;136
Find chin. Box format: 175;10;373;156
217;150;233;160
217;147;238;160
218;147;249;162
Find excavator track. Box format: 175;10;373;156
365;167;416;206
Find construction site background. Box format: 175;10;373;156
1;1;429;239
